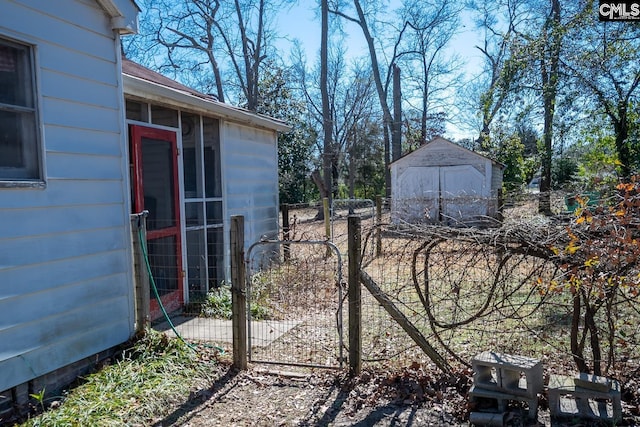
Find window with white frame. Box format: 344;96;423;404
0;37;41;181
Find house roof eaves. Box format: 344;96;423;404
123;74;291;133
96;0;140;34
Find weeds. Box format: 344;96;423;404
18;330;223;427
201;288;233;319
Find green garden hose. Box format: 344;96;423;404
138;227;196;351
137;222;225;354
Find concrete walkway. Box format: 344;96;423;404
154;316;302;347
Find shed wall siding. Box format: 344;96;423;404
0;0;134;392
222;122;279;248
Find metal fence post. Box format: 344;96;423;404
231;215;248;370
131;212;150;333
348;215;362;376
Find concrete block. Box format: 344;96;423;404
548;374;621;423
574;373;612;392
472;351;543;398
469;385;539;419
469;411;506;426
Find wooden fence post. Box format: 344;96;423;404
231;215;248;370
131;212;150;333
323;197;331;241
324;197;332;257
282;204;290;261
348;215;362;376
375;196;383;258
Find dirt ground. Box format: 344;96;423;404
147;359;640;427
150;362;477;427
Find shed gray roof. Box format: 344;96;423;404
390;136;504;168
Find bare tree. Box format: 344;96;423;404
396;0;462;145
328;0;395;196
466;0;527;148
124;0;284;110
534;0;561;214
295;37;381;200
320;0;333;202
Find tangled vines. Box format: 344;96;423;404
368;183;640;374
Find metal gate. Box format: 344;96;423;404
245;239;344;369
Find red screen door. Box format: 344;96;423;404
130;125;183;319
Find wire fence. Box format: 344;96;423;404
245;239;345;369
135;190;640;379
283;192;640;376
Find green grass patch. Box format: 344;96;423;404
199;285;272;320
19;330;223;427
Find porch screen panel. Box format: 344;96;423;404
186;230;207;297
141;137;176;230
181;113;224;300
182;113;203;198
147;236;179;296
206;201;222;223
203;117;221;198
207;227;224;289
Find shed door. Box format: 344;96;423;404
130;125;183;319
397;166;440;222
440;165;484;223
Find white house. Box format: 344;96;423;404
390;137;503;225
0;0;139;403
0;0;289;414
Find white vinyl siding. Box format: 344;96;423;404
0;0;134;393
223;121;279;248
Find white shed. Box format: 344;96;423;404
390;137;503;225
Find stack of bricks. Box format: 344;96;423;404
547;373;621;423
469;351;543;425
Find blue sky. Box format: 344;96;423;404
275;2;483;71
274;2;484;140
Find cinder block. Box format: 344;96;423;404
469;410;506;426
548;374;621;423
472;351;543;398
469;385;538;419
574;373;612;392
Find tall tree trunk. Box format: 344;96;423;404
614;109;632;178
353;0;394;196
392;64;402;160
234;0;263;111
321;0;333;202
311;169;329;220
384;125;391;198
538;0;560;215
